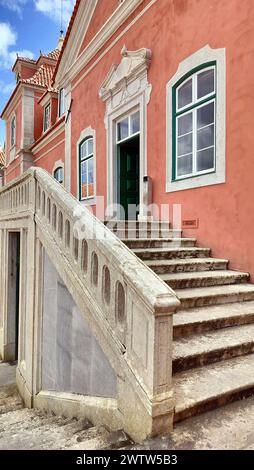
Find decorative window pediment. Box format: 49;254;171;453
99;46;151;101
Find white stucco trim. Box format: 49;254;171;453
55;0;144;86
22;87;34;149
76;126;96;206
166;45;226;193
64;85;72;192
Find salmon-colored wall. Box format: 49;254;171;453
19;64;36;80
33;130;65;174
5;121;10;159
5;155;21;184
78;0;119;54
70;0;254;281
51;97;58;127
15;100;22;151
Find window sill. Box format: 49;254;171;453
166;170;225;193
79;196;96;206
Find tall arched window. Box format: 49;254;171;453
79;137;95;200
53;166;64;184
173;64;216;180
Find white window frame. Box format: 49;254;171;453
43;103;51;133
53;166;64;184
52;160;64;185
77;127;96;206
116;109;140;144
175;91;216;180
166;45;226;192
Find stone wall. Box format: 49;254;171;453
42;251;117;398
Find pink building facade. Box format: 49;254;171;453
1;0;254;280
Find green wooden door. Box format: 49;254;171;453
118;136;140;220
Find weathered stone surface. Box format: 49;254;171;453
145;257;229;274
173;323;254;372
123;238;196;249
173;354;254;422
129;395;254;450
174;301;254;337
161;270;249;289
134;247;211;260
175;284;254;309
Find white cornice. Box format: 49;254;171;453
55;0;98;87
55;0;144;86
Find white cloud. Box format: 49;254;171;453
0;0;28;18
0;22;34;69
0;80;16;95
34;0;75;29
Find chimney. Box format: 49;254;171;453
57;33;64;51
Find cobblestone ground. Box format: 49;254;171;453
1;362;254;450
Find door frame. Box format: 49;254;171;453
117;133;140;220
104;79;152;221
6;230;21;361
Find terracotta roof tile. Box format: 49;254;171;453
16;56;36;64
21;63;55;88
42;49;61;61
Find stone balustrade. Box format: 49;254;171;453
0;167;180;441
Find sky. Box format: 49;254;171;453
0;0;75;148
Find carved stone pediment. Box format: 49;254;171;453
99;46;152;101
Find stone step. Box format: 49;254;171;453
173;301;254;338
161;270;249;289
133;247;211;261
173;353;254;422
104;220;171;230
173;323;254;373
145;257;228;274
175;284;254;309
113;229;182;239
123;238;196;249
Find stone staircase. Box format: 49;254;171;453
106;220;254;424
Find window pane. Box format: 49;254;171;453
197;102;214;129
177;112;192;136
177;78;192;109
88;138;93;155
177;154;193;176
54;167;63;183
131;111;140;135
81;161;88;198
178;133;192;156
197;69;214;99
117;118;129;141
197;147;214;172
88;158;94;197
81;141;87;159
197;124;214;150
